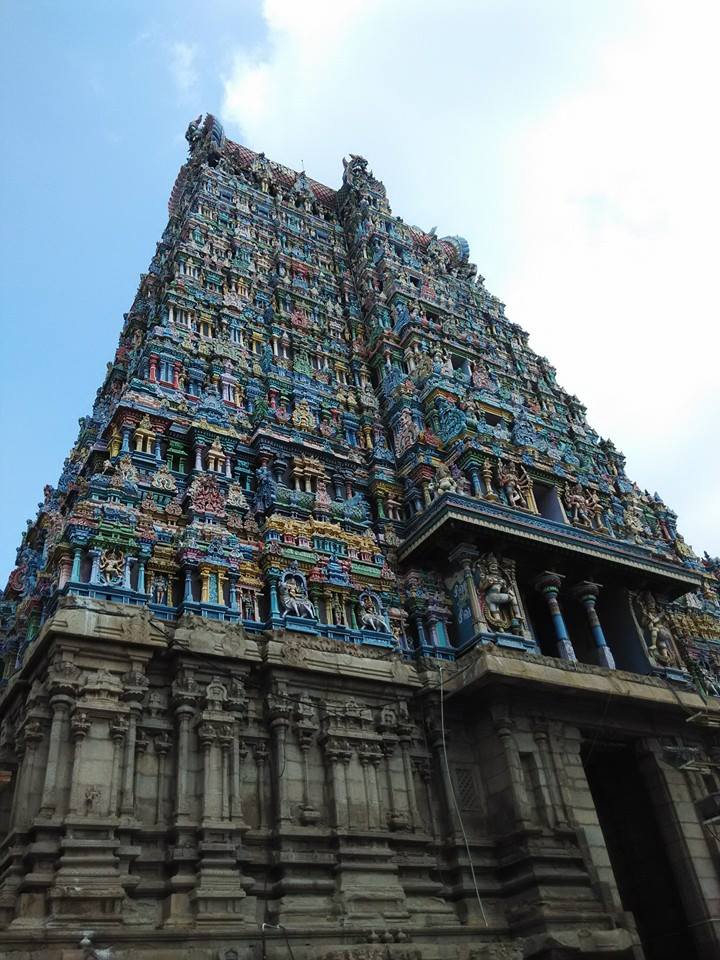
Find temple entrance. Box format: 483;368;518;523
581;740;698;960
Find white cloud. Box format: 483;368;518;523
169;41;199;94
221;0;720;555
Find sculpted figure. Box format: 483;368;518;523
280;576;316;619
393;408;419;456
476;554;523;634
430;462;458;498
636;591;678;666
359;593;390;632
498;460;532;510
253;462;276;514
99;548;124;585
563;481;593;527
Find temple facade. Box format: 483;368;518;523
2;114;720;960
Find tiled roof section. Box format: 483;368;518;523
223;139;338;209
408;225;457;261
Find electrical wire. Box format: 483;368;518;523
438;663;488;927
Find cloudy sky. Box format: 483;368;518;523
1;0;718;582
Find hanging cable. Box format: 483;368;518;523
438;663;489;927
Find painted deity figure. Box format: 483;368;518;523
359;594;389;632
253;462;276;514
476;554;523;634
635;591;678;667
280;576;316;619
99;548;124;585
498;460;532;510
563;481;594;528
393;408;419;456
152;575;169;606
430;462;458;498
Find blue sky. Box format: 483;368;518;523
2;0;719;581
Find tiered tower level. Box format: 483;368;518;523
2;115;720;960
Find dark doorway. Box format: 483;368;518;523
582;740;698;960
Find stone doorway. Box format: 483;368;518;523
582;739;699;960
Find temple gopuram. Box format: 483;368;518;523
2;114;720;960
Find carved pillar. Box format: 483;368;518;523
253;741;268;829
449;544;483;634
230;730;247;826
70;546;83;582
11;721;44;829
534;572;576;661
219;726;232;821
108;716;128;818
296;716;319;824
173;696;197;820
359;744;383;829
572;581;616;669
39;696;72;817
425;709;460;838
267;693;293;827
414;758;437;837
323;737;351;831
398;720;420;832
494;714;532;830
198;723;218;821
154;732;172;824
532;720;568;829
119;672;147;818
67;711;91;816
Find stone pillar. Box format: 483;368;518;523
174;704;195;820
253;741;268;829
425;711;460;839
267;694;293;827
230;729;247;826
494;714;532;829
532;719;568;828
572;581;616;669
108;716;128;818
198;724;218;822
414;759;437;837
534;572;576;661
119;706;140;817
398;723;420;832
154;732;172;824
11;721;44;829
323;738;351;831
67;711;92;815
39;696;72;817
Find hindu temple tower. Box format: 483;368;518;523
2;115;720;960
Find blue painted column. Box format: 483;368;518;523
183;568;194;603
413;614;428;649
123;556;135;591
70;547;82;582
573;581;616;670
136;560;146;595
229;575;239;611
534;572;576;661
89;549;101;585
469;468;482;498
120;426;132;454
268;574;280;617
